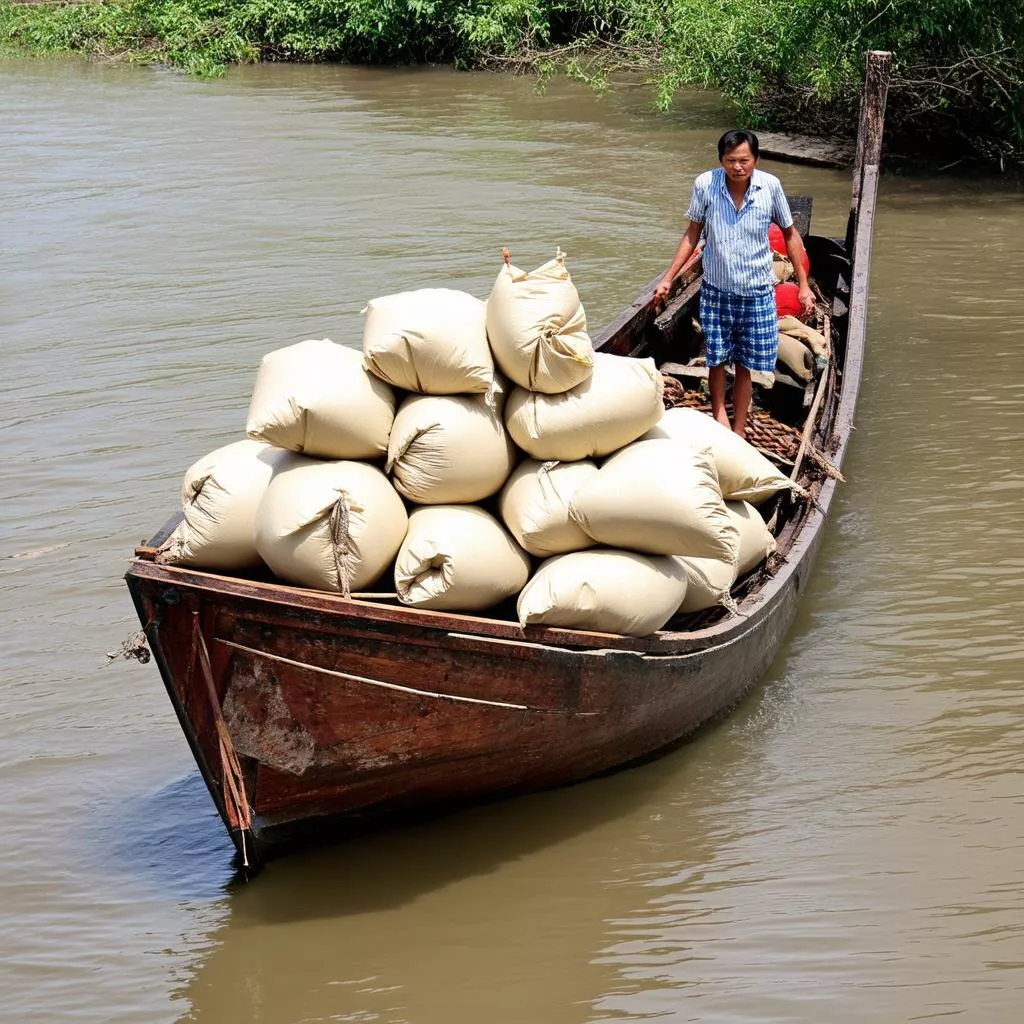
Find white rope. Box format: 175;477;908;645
216;637;559;713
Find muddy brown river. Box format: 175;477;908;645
2;57;1023;1023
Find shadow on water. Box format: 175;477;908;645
91;772;237;899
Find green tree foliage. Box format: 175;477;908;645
2;0;1022;165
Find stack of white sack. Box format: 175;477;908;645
485;249;594;394
386;378;515;504
498;459;598;557
643;407;804;504
246;338;395;458
516;420;786;631
676;500;777;613
516;437;743;635
505;352;665;460
395;506;530;611
362;288;493;395
518;550;689;638
156;439;288;570
255;454;408;594
160;250;785;634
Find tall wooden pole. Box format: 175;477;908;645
837;49;891;440
846;51;892;260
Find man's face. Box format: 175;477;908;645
721;142;757;183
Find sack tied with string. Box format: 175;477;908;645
643;407;805;505
505;352;664;461
485;248;594;394
157;439;288;570
255;454;408;594
395;505;530;611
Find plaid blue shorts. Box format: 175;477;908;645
699;283;778;372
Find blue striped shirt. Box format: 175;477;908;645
685;167;793;295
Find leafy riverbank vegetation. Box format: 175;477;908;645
3;0;1023;168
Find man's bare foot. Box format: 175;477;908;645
732;423;747;438
714;409;731;429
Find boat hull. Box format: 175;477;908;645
126;511;823;858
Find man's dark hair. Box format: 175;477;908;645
718;129;760;161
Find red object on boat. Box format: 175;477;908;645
775;282;802;317
769;223;811;273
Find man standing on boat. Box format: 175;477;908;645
654;129;814;436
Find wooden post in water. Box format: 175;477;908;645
846;51;892;261
836;51;891;440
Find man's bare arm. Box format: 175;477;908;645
654;221;704;303
782;225;814;318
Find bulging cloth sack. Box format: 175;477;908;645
778;316;829;360
386;383;515;504
498;458;598;557
517;549;688;638
569;439;739;561
676;500;777;613
157;439;288;570
395;506;530;611
643;407;804;505
505;352;664;461
777;333;814;381
246;338;395;459
485;248;594;394
255;454;408;594
362;289;493;395
773;256;795;283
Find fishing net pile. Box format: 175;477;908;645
157;250;806;638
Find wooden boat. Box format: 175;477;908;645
124;55;891;870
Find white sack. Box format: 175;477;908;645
773;255;795;283
158;439;288;570
730;500;777;574
246;338;395;459
395;506;530;611
485;249;594;393
777;333;814;381
498;458;598;557
517;549;688;638
505;352;664;461
255;454;408;594
676;500;776;613
643;406;803;505
778;316;829;360
362;288;493;395
386;384;516;504
675;556;737;614
569;439;739;561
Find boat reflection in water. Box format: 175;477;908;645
171;724;763;1022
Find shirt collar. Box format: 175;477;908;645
715;167;764;203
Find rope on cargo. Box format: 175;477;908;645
328;497;354;599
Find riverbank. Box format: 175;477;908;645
2;0;1022;168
